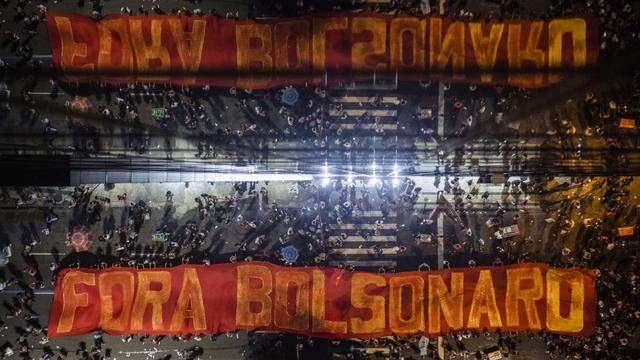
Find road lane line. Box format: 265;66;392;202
339;123;398;130
437;83;445;137
328;235;397;242
357;211;397;217
1;289;54;295
329;248;399;255
328;223;397;230
329;109;397;117
333;96;398;103
328;260;396;267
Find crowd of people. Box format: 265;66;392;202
0;176;410;359
0;0;635;159
0;0;639;358
0;173;639;358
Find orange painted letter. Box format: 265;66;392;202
56;272;96;333
236;265;273;327
468;22;504;82
548;18;587;68
506;22;546;86
427;273;464;334
170;268;207;332
390;17;426;72
351;17;388;72
350;273;386;334
97;18;134;72
274;20;311;72
429;18;465;72
312;17;348;72
130;271;172;331
505;266;543;330
54;16;95;72
98;272;134;332
236;24;273;88
167;19;207;72
130;19;171;72
312;270;347;334
389;276;425;334
546;269;584;333
274;271;310;331
467;270;503;329
236;24;273;71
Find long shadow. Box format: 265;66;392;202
0;224;10;249
4;263;22;281
0;342;13;354
50;246;61;265
133;244;143;258
1;301;13;313
27;222;40;245
205;227;225;256
19;224;32;247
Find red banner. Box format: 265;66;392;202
48;262;596;338
45;12;598;88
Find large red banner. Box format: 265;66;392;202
45;12;598;88
48;262;596;338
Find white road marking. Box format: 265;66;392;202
28;91;167;97
414;142;543;150
437;212;444;270
1;289;54;295
356;210;397;217
437;82;445;137
328;235;397;242
119;349;175;358
328;223;396;230
333;96;398;103
2;55;52;60
27;92;62;96
328;260;396;267
329;109;397;117
329;248;399;255
339;123;397;130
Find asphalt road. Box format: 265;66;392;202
0;176;560;358
0;0;611;180
3;0;635;359
0;293;249;359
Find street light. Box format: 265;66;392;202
322;161;330;186
392;163;400;186
369;161;379;186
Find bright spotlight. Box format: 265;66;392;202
321;161;330;186
391;163;400;185
368;177;380;187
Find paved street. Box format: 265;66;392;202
1;0;640;358
0;174;619;359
